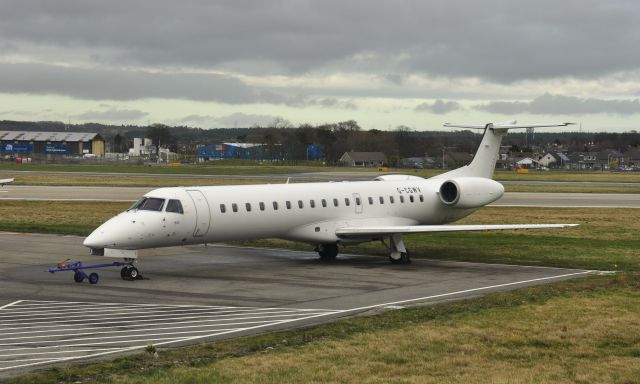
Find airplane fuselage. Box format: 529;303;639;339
83;175;504;250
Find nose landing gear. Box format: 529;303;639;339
120;258;143;281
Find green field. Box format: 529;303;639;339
2;162;640;182
2;164;640;193
3;201;640;383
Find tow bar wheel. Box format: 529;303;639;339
89;272;99;284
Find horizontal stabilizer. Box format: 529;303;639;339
336;224;578;238
443;122;573;130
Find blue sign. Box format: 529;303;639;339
306;144;323;160
1;143;32;153
45;144;69;154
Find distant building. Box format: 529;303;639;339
538;152;570;169
515;157;537;169
0;131;105;157
197;142;283;161
339;151;388;167
443;151;473;169
128;138;156;157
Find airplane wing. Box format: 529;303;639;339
336;224;578;238
0;178;14;186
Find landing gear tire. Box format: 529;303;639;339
73;271;84;283
122;266;141;280
318;244;339;261
389;251;411;264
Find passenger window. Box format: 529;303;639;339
379;196;384;204
220;204;226;213
232;203;238;212
298;200;304;209
345;198;350;206
355;197;361;206
368;197;373;205
166;199;184;214
259;202;265;211
333;198;339;207
322;199;327;207
389;196;395;204
310;200;316;208
400;195;405;203
245;203;252;212
409;195;414;203
419;194;424;202
273;201;279;210
286;201;292;209
137;197;165;212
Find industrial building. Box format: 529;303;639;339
198;143;280;161
0;131;105;157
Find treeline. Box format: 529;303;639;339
1;120;639;161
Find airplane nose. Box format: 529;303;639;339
83;230;102;248
83;214;133;249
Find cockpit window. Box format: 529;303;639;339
129;197;165;212
166;199;184;214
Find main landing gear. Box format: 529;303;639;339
120;258;143;281
386;234;411;264
316;243;339;261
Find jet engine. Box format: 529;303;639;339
438;177;504;209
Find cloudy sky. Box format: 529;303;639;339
1;0;640;131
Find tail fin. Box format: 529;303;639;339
435;121;572;179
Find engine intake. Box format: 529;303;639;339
439;180;460;205
438;177;504;209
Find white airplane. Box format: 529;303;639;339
0;178;14;187
84;122;577;279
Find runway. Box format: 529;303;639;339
0;232;591;374
3;169;640;185
1;185;639;207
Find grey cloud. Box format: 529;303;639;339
415;100;463;114
477;94;640;115
74;107;149;121
1;1;640;82
178;112;279;128
305;98;358;110
0;62;285;104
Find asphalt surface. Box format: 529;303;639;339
1;185;639;207
3;169;640;185
0;232;592;375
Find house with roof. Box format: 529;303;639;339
538;152;570;169
443;151;473;169
339;151;388;167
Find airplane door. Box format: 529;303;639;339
353;193;363;214
186;190;211;237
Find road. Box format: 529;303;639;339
1;185;639;207
0;232;592;375
2;169;640;185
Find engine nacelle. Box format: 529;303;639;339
438;177;504;209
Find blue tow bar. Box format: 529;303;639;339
48;261;137;284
